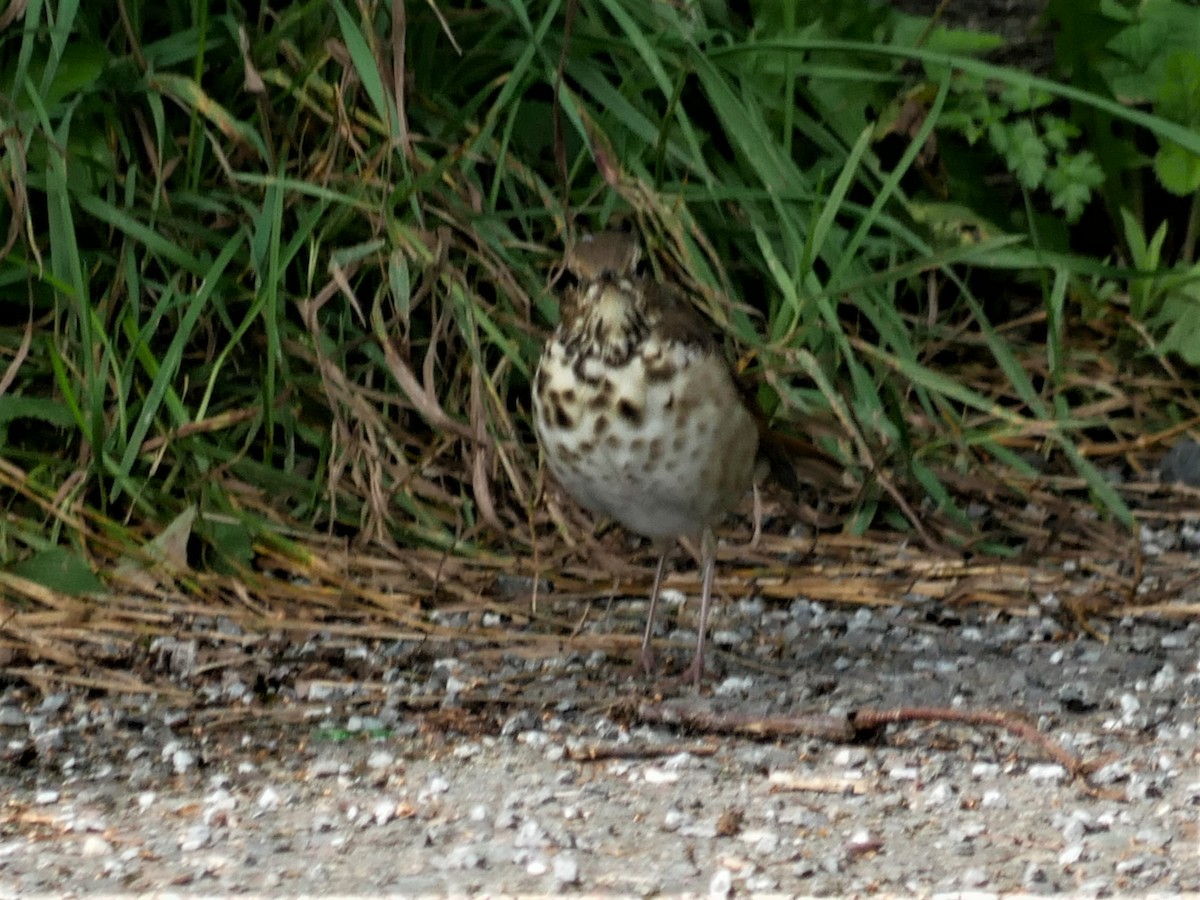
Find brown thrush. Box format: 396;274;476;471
533;230;759;687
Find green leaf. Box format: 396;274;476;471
1155;283;1200;364
1045;151;1106;221
198;515;255;571
1040;115;1080;151
1001;84;1052;113
1153;141;1200;195
1157;50;1200;123
996;120;1048;189
9;547;106;596
1107;0;1200;101
0;396;76;428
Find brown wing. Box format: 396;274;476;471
644;280;718;353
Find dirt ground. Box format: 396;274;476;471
0;567;1196;896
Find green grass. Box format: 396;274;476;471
2;0;1198;593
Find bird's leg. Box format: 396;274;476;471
640;548;670;675
682;528;716;690
751;480;763;549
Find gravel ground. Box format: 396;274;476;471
1;573;1197;897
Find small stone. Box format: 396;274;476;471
1135;826;1171;849
714;675;754;696
1118;693;1141;716
1159;438;1200;486
643;767;679;785
1058;683;1098;712
526;858;548;876
444;846;484;870
1062;817;1086;843
306;757;342;779
833;747;869;767
981;789;1007;809
1150;664;1177;691
38;693;68;714
1027;764;1067;782
179;824;211;852
257;787;281;810
923;782;954;806
80;835;111;858
1160;631;1190;649
1059;843;1084;866
552;853;580;886
740;828;780;855
1116;856;1147;875
1091;760;1130;785
515;819;545;848
367;750;395;770
519;730;550;750
171;749;196;774
708;867;733;898
372;799;395;825
419;776;449;801
959;867;989;887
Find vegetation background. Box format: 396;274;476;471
2;0;1199;678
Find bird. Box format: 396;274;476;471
533;229;759;687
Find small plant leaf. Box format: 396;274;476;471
1045;151;1106;221
1153;141;1200;195
993;120;1048;189
1156;284;1200;365
9;547;106;596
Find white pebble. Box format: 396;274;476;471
553;853;580;885
80;835;111;858
708;867;733;898
664;752;697;771
1119;693;1141;715
1059;843;1084;866
367;750;395;769
202;790;236;826
178;824;211;852
741;829;780;855
1027;764;1067;782
515;819;545;848
643;767;679;785
257;786;281;810
1151;664;1177;691
372;799;395;826
959;867;989;887
714;676;754;696
171;748;196;774
419;776;450;801
981;789;1007;808
923;782;954;806
663;808;685;832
